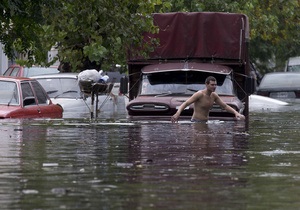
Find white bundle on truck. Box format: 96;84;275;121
78;69;102;83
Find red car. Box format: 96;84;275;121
0;76;63;119
3;65;59;77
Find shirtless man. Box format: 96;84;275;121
171;76;245;123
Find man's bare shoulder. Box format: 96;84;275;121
193;90;205;97
211;92;219;97
211;92;223;103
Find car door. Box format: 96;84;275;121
21;81;42;118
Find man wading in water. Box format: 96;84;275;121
171;76;245;123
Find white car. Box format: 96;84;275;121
32;73;127;118
285;56;300;72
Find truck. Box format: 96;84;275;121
121;12;255;122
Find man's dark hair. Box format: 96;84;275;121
205;76;217;84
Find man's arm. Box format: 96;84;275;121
171;92;200;123
214;94;245;120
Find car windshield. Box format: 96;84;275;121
24;67;59;77
0;81;19;105
36;78;82;99
287;65;300;72
259;73;300;88
140;71;234;95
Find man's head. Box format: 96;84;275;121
205;76;217;92
205;76;216;84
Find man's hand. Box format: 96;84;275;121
171;113;179;123
235;113;245;120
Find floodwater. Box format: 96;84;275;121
1;103;300;210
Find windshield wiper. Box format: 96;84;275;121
155;91;185;97
187;88;198;93
7;86;17;106
54;90;78;98
7;92;15;106
47;90;58;94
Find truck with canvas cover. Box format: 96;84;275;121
122;12;255;122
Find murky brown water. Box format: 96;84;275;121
0;104;300;209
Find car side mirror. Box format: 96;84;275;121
23;97;36;106
120;76;128;94
245;76;256;94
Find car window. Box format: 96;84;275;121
3;67;13;76
260;73;300;88
10;68;20;77
31;81;48;104
21;82;35;101
141;73;234;95
3;67;20;76
287;65;300;72
0;81;19;105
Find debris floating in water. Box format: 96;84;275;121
42;163;59;167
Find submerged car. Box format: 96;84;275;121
3;65;59;77
256;72;300;101
0;76;63;119
31;73;91;117
32;73;127;118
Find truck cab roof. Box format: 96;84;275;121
142;62;232;74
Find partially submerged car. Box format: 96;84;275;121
3;65;59;77
32;73;91;117
0;76;63;119
256;72;300;102
125;62;245;120
32;73;127;118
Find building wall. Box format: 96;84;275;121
0;43;9;75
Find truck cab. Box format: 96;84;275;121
125;62;245;120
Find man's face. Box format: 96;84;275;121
206;80;217;92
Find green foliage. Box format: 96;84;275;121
0;0;49;66
40;0;157;71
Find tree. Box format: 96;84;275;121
1;0;158;71
41;0;157;72
0;0;49;66
1;0;299;74
245;0;300;72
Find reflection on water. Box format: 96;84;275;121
0;103;300;209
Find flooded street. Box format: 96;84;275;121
1;104;300;209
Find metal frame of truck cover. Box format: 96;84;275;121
141;62;232;75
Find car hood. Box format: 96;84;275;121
0;105;19;118
51;98;91;112
127;95;242;106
